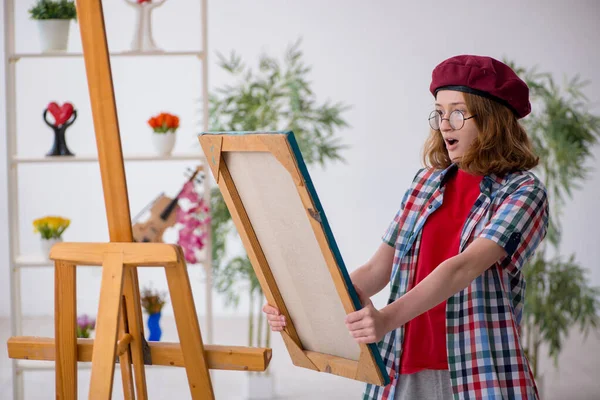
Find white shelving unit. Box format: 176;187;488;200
11;152;206;163
3;1;213;399
9;50;205;60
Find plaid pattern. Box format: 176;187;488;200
363;163;549;400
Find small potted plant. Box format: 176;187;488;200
76;314;96;338
28;0;77;53
141;286;167;341
32;215;70;257
147;111;179;156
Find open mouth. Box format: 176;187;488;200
445;138;459;146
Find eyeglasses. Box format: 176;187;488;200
428;110;477;131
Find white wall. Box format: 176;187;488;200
1;0;599;325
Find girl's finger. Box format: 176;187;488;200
345;309;365;324
262;304;280;315
268;320;286;328
346;319;369;332
266;314;285;323
350;328;372;339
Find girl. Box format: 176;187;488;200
264;55;548;399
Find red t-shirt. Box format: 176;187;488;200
399;168;483;374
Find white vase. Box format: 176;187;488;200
246;372;274;399
152;132;176;156
37;20;71;52
40;237;63;258
128;1;166;52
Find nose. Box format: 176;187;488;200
439;115;453;132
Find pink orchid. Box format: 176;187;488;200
176;181;211;265
179;181;201;203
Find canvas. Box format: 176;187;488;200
199;131;389;386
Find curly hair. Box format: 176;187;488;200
422;92;539;176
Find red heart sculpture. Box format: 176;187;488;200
47;102;74;126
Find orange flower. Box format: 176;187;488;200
164;114;173;128
148;112;179;134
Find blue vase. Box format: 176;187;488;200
147;312;162;341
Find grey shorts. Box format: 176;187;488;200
395;370;453;400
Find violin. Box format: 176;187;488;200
132;165;203;243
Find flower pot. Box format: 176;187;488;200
40;237;62;258
36;20;71;52
246;372;275;399
147;312;162;341
152;132;176;156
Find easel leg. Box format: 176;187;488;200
55;260;77;400
89;253;125;399
165;259;215;399
122;268;149;399
118;295;135;399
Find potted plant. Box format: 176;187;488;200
28;0;77;52
32;215;70;257
76;314;96;338
207;39;350;398
141;285;168;341
504;59;600;396
147;111;179;155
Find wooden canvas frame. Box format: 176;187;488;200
199;131;390;386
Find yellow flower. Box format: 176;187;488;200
33;216;70;239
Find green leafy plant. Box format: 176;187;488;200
506;59;600;380
208;39;351;348
28;0;77;20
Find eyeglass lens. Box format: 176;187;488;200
428;110;465;130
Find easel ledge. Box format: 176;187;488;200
7;337;272;372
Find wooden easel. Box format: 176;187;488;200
6;1;271;399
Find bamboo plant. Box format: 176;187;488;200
505;59;600;379
207;39;351;349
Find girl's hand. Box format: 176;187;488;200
262;303;286;332
345;286;389;344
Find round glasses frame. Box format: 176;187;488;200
428;109;477;131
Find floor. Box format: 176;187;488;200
1;316;600;399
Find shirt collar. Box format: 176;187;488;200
438;163;501;195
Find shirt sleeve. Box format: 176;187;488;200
477;181;549;272
382;168;426;247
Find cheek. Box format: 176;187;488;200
462;129;479;147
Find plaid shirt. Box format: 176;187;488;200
363;163;549;400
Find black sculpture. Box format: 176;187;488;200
43;102;77;156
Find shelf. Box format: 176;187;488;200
14;254;207;268
17;359;92;371
12;153;205;164
9;50;205;62
15;255;51;267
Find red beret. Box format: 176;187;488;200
430;55;531;119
